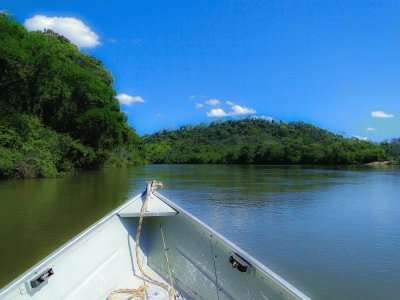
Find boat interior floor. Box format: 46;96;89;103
107;267;190;300
105;268;169;300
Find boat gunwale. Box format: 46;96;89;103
0;190;311;300
154;191;311;300
0;193;143;296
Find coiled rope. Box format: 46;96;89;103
108;180;175;300
107;286;148;300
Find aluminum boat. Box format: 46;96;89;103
0;181;310;300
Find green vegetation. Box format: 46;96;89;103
144;118;392;165
1;14;398;178
0;13;144;178
382;138;400;162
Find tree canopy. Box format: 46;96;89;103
144;118;392;165
0;13;144;178
1;13;398;178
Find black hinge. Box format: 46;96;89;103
229;254;251;272
30;268;54;288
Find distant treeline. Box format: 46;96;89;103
0;13;144;178
144;119;400;165
1;14;399;179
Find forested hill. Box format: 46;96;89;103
0;14;144;178
144;119;389;165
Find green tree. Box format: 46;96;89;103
0;13;144;178
144;118;389;165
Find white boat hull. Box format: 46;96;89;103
0;189;310;300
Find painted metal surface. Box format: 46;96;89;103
0;194;148;300
148;192;310;300
0;190;310;300
118;193;177;218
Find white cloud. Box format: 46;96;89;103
226;101;256;115
116;93;145;105
107;38;117;43
230;104;256;115
206;108;228;117
352;135;369;141
251;115;274;121
371;110;394;118
366;127;376;131
205;98;220;106
24;15;100;48
189;95;196;99
206;99;257;117
195;103;204;109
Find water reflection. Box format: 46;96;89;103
0;168;133;285
0;165;399;300
133;165;400;300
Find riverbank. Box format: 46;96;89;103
365;160;398;166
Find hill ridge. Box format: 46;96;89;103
144;118;387;164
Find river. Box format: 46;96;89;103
0;165;399;299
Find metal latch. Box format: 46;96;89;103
30;268;54;288
229;254;250;272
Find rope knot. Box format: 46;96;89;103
137;284;149;293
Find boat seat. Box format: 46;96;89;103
118;194;178;218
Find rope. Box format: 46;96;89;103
107;285;148;300
108;180;175;300
135;180;175;300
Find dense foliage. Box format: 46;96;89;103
144;119;390;165
382;138;400;161
0;13;144;178
1;14;398;178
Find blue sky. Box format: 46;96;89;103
3;1;400;140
